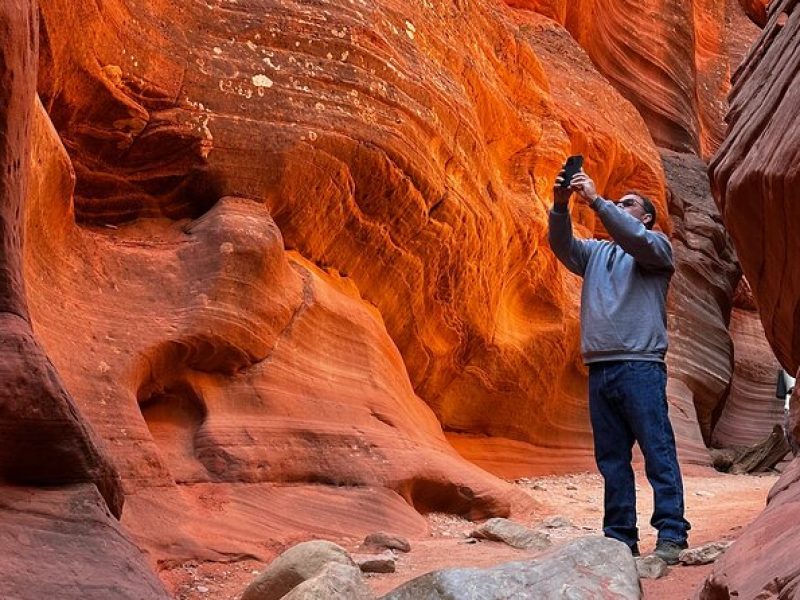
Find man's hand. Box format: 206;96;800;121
569;171;599;203
553;170;572;207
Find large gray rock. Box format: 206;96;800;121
381;536;641;600
242;540;357;600
281;563;374;600
470;518;551;550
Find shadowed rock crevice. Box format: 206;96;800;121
397;478;510;521
138;380;210;484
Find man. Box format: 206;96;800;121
547;167;690;564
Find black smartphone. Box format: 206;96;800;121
560;154;584;188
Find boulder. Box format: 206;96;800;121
242;540;356;600
381;537;640;599
281;563;374;600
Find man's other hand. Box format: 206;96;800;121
553;170;572;206
570;171;599;203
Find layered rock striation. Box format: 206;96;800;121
506;0;760;157
0;0;769;587
712;279;785;448
662;150;740;456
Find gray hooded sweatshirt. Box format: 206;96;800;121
548;197;674;364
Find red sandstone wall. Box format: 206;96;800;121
701;0;800;596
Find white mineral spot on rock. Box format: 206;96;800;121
340;50;349;61
315;102;325;110
252;74;274;88
220;242;235;255
246;41;257;51
308;131;318;141
213;47;223;55
263;57;280;70
327;52;333;59
98;361;110;374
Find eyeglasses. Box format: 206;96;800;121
616;198;643;209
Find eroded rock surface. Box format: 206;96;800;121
25;100;521;562
0;0;121;513
507;0;760;156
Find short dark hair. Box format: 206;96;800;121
625;191;657;230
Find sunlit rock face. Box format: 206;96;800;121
701;0;800;597
712;279;785;448
34;0;674;489
505;0;759;157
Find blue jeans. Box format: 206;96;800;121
588;360;690;547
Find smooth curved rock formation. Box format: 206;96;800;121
662;150;740;457
710;0;800;374
712;279;785;448
2;0;770;587
25;99;526;561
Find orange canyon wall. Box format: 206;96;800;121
0;0;774;592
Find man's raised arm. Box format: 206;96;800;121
590;198;673;271
547;173;594;277
569;172;673;272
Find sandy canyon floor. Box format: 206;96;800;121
161;465;777;599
